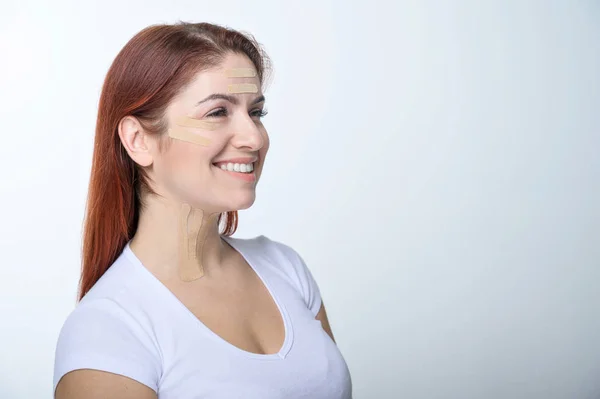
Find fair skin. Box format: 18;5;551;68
56;52;336;399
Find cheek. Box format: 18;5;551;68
158;142;213;183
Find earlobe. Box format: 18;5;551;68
118;116;154;167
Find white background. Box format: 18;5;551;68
1;1;599;398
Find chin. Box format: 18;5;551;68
207;191;256;213
231;194;256;211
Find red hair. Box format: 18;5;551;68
78;22;272;301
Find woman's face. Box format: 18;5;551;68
150;52;269;213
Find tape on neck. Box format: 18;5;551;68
177;203;220;281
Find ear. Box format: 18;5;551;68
118;116;154;167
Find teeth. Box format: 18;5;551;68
219;162;254;173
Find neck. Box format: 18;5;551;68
130;193;227;281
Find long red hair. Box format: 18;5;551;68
78;22;272;300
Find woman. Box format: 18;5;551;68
53;22;352;398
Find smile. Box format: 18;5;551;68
215;162;254;173
212;162;257;182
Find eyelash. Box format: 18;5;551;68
207;108;268;119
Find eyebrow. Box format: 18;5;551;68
195;93;265;107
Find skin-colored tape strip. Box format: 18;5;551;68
177;205;220;282
168;127;211;146
227;83;258;94
174;116;222;131
178;204;204;281
224;68;257;78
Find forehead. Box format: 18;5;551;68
182;53;260;97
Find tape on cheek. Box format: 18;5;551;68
168;128;211;146
174;116;222;131
224;68;257;78
227;83;258;94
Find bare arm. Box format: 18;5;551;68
315;301;336;343
55;370;157;399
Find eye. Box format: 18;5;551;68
206;108;228;118
251;108;268;119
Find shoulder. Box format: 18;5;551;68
224;234;323;315
263;235;304;262
54;254;161;395
54;297;161;394
224;234;308;277
56;296;155;348
82;247;144;300
223;234;302;261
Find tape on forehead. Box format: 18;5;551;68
174;116;222;131
224;68;257;78
168;127;211;146
227;83;258;94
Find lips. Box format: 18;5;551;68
214;164;257;182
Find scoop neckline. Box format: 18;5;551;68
123;235;294;361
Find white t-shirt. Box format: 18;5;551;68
53;235;352;398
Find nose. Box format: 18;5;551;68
230;114;265;151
